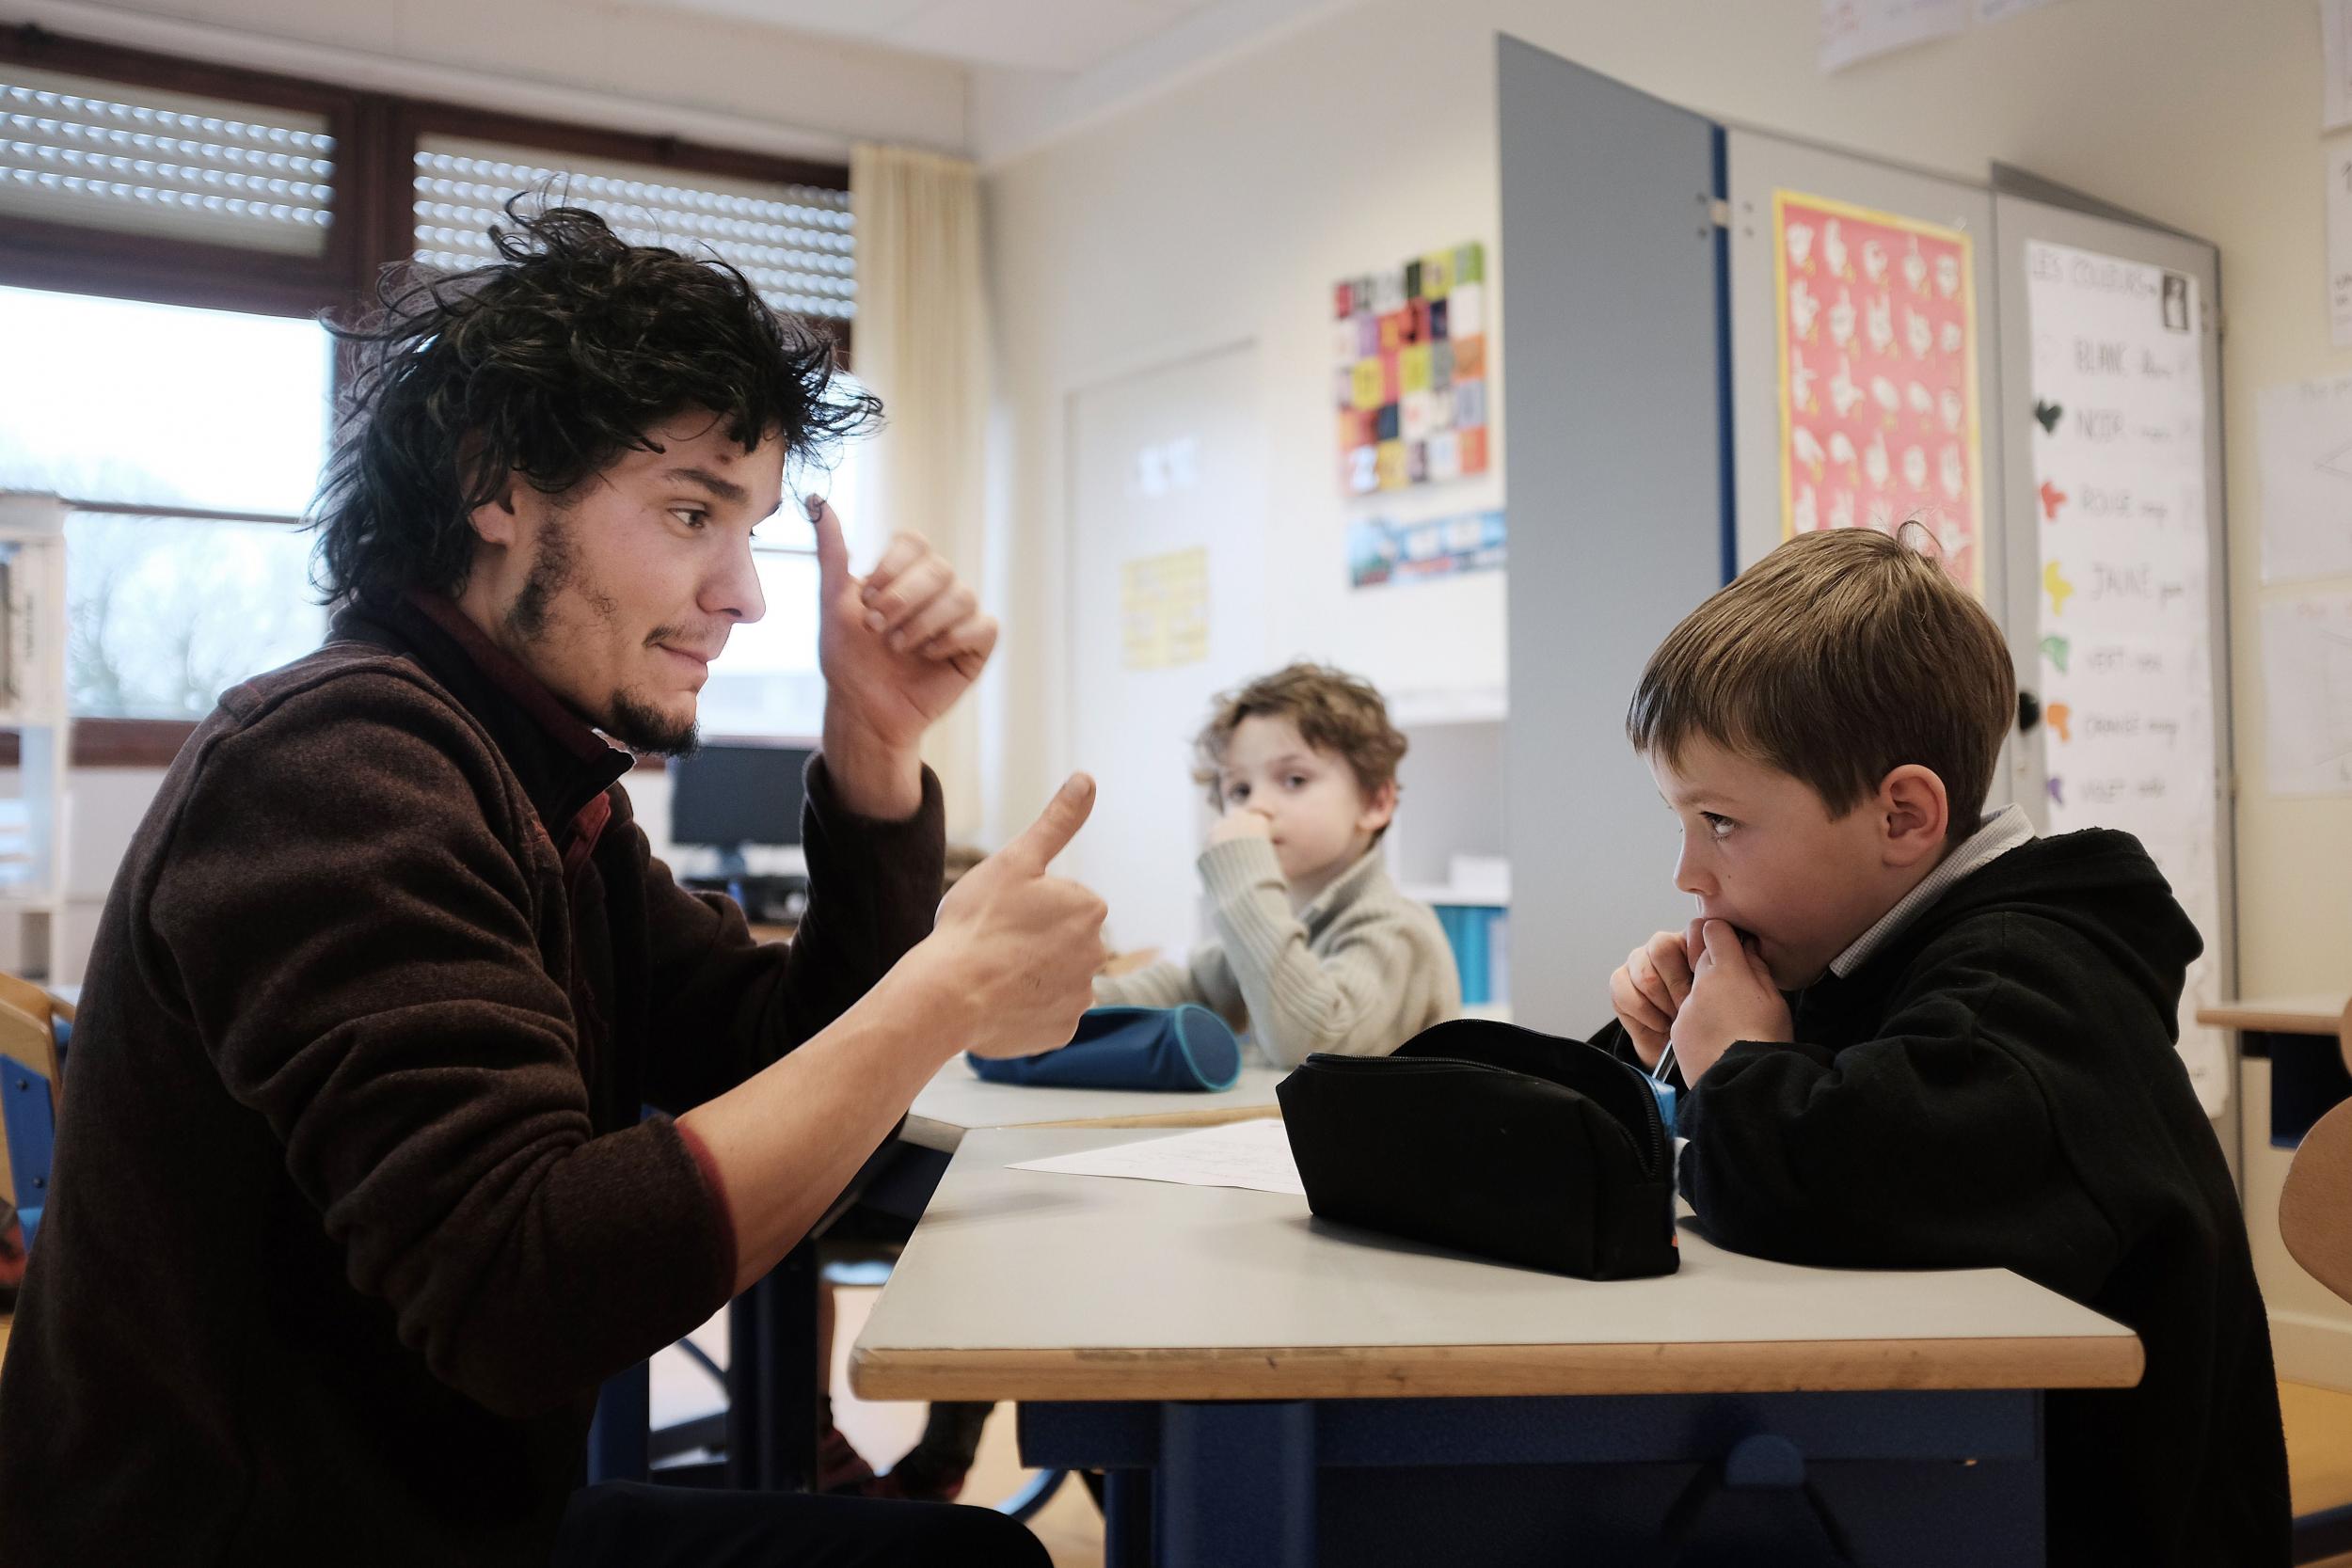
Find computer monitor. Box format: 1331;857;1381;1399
668;741;812;863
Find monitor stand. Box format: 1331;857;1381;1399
713;845;752;908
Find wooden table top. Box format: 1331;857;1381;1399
851;1128;2143;1404
2197;993;2352;1037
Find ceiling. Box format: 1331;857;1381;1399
625;0;1229;75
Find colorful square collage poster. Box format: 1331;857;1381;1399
1774;190;1982;594
1334;241;1489;496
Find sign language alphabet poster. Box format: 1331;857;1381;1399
1774;189;1983;594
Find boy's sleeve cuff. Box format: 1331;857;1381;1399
1197;835;1285;905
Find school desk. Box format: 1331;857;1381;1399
640;1058;1291;1495
2200;994;2352;1151
850;1127;2142;1568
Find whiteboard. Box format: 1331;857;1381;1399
1993;196;2233;1125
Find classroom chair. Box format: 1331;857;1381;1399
0;973;69;1253
2276;1001;2352;1565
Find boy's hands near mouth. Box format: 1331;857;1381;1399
1669;919;1793;1085
1207;808;1276;848
1610;927;1698;1068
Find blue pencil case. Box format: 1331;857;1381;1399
967;1004;1244;1092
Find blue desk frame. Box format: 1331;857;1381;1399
1022;1388;2045;1568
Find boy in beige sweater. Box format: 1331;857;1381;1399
1096;662;1459;1068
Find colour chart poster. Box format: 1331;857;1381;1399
1334;242;1489;497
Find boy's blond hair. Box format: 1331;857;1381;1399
1627;527;2015;847
1193;662;1406;828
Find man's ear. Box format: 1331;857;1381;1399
1877;764;1949;868
467;471;524;549
1358;778;1399;836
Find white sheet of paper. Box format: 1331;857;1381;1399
2263;593;2352;796
1820;0;1966;72
2330;138;2352;349
2328;0;2352;131
1975;0;2061;22
2259;375;2352;583
1008;1119;1306;1197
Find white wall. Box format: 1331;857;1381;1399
979;8;1510;849
980;0;2352;1374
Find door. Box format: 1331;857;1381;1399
1064;342;1268;961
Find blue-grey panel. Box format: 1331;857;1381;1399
1498;36;1726;1034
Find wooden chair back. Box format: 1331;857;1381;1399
2278;1001;2352;1306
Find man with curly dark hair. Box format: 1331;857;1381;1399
0;207;1103;1567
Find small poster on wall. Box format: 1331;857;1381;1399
1347;509;1506;590
1334;241;1490;497
1120;546;1209;671
1773;189;1982;594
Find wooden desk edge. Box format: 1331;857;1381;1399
2199;999;2352;1035
849;1334;2143;1403
901;1099;1281;1152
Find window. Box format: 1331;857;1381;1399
0;284;330;721
412;136;853;322
0;64;334;256
694;437;868;741
66;513;322;719
0;28;854;758
0;283;331;513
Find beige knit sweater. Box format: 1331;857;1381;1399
1093;837;1461;1069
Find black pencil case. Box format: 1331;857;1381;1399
1277;1018;1679;1279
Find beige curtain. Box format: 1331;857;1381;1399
850;143;990;844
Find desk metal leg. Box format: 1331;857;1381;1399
726;1239;819;1492
586;1360;650;1483
1159;1402;1315;1568
1102;1469;1153;1568
2296;1499;2352;1564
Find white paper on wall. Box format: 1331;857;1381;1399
1975;0;2063;22
2025;239;2226;1117
2258;375;2352;583
2263;593;2352;797
2327;0;2352;131
2330;137;2352;348
1820;0;1967;72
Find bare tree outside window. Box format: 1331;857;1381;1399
66;515;321;718
0;283;330;719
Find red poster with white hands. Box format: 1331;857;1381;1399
1773;190;1982;595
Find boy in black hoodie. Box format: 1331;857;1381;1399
1598;527;2287;1567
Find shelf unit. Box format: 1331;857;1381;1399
0;495;72;979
